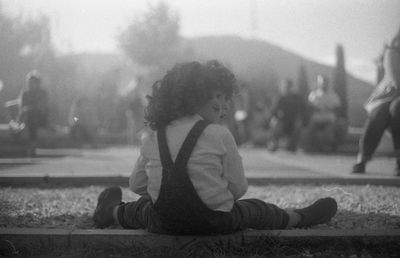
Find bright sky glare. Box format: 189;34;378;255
2;0;400;83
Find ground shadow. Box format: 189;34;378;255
1;210;399;231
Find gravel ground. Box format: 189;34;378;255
0;185;399;230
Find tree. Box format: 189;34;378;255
332;44;349;148
297;63;311;126
333;44;348;120
297;64;309;102
118;2;183;68
0;4;57;122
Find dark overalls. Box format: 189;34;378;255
117;120;289;234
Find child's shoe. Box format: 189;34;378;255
294;197;337;228
93;186;122;228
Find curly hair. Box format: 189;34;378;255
145;60;237;130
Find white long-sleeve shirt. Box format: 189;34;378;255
129;114;248;212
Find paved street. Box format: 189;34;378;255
0;146;398;179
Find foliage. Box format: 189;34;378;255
333;44;348;120
0;7;51;63
297;64;309;102
0;4;56;123
118;2;184;68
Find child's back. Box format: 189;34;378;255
133;114;247;212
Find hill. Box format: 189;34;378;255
190;36;374;127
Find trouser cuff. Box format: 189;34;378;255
116;202;131;228
282;210;290;229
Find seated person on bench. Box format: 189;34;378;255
307;75;341;146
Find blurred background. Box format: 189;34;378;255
0;0;399;152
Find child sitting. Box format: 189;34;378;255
93;60;337;234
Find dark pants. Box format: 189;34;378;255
359;96;400;161
27;123;38;142
25;110;47;143
70;124;93;143
271;118;301;150
26;118;39;142
116;196;289;233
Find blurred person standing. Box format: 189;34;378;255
306;75;341;151
248;101;270;147
268;79;307;152
19;70;48;155
352;29;400;175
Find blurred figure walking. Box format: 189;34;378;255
352;29;400;175
19;71;48;155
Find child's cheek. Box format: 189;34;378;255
219;107;228;123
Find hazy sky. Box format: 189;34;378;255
2;0;400;83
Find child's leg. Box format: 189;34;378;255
115;196;156;230
230;199;290;230
231;197;337;230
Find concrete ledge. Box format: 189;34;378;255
1;176;400;187
1;228;400;251
247;177;400;186
0;176;130;187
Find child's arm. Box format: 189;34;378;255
129;155;149;196
221;130;248;200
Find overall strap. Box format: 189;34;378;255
157;120;210;169
157;126;174;169
174;120;210;167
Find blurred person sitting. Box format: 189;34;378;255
18;71;49;155
352;29;400;175
306;75;341;151
268;79;307;152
